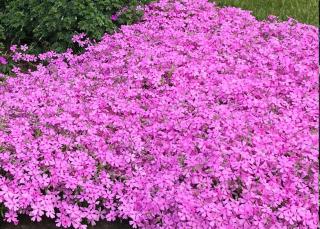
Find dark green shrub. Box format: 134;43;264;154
0;0;153;54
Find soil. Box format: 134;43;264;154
0;215;133;229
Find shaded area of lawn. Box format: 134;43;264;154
212;0;319;26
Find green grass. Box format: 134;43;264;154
211;0;319;27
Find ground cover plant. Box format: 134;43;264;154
0;0;319;228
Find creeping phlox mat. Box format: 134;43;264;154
0;0;318;228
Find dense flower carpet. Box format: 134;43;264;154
0;0;318;228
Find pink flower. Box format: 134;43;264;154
111;14;118;21
136;5;143;11
10;45;17;52
0;56;7;65
20;44;29;52
5;210;18;225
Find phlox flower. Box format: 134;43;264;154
111;15;118;21
0;0;318;228
0;56;7;65
20;44;29;52
5;210;18;225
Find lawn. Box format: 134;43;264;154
212;0;319;26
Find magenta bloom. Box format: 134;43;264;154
111;14;118;21
20;44;29;52
0;56;7;65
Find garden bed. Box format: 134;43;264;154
0;0;318;228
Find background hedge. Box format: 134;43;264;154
0;0;152;54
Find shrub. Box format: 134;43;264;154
0;0;319;228
0;0;153;54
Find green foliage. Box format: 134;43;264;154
0;0;318;55
0;203;5;218
212;0;319;27
0;0;153;54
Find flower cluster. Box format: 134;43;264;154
111;4;145;22
71;34;93;48
0;56;7;65
0;0;318;228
